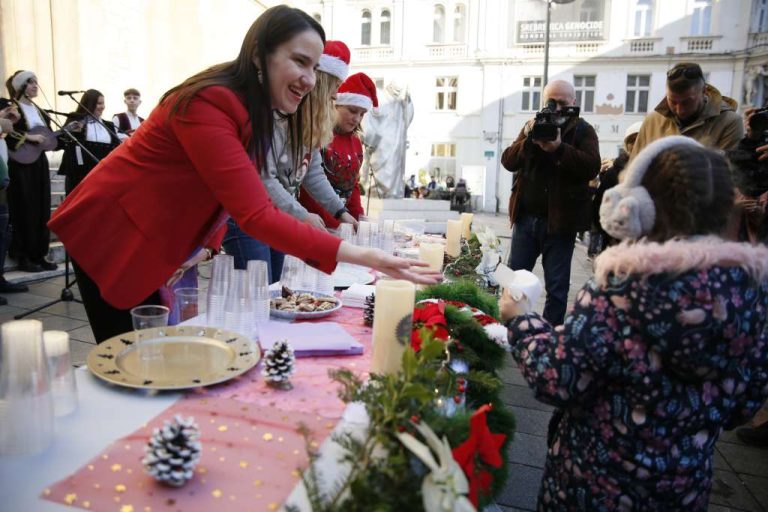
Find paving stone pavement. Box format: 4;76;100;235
0;212;766;511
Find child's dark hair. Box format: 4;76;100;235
641;145;734;242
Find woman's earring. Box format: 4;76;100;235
257;70;263;85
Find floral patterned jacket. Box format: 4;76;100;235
506;237;768;511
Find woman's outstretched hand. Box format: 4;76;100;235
337;242;443;285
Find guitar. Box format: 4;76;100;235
8;121;82;165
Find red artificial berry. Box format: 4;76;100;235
455;343;464;352
397;425;407;432
453;395;462;404
457;378;466;385
458;385;466;393
410;415;420;424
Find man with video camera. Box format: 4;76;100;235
501;80;600;325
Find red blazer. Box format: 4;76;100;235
49;86;341;309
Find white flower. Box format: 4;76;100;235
483;323;510;351
475;227;500;253
396;421;475;512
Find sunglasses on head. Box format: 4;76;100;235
667;64;703;81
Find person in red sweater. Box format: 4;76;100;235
299;72;377;229
48;6;439;343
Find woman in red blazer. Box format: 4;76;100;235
48;6;438;342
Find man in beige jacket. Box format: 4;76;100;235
630;62;743;159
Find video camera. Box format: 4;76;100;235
531;98;580;142
749;106;768;145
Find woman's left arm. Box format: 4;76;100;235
506;281;618;408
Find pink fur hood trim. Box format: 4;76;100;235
593;236;768;286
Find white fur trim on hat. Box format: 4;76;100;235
318;54;349;81
11;71;36;94
335;92;372;111
599;135;702;241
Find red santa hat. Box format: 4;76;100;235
335;73;378;111
318;40;350;82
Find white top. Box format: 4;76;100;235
84;119;112;143
18;102;45;129
112;111;141;131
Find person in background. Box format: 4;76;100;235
0;98;29;298
501;79;600;325
502;136;768;510
222;40;356;282
4;70;57;273
58;89;121;194
427;175;437;190
112;88;143;140
299;72;378;230
629;62;743;163
48;6;440;343
588;121;642;258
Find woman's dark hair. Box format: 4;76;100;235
160;5;325;170
74;89;104;117
642;145;734;242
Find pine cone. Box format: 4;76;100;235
363;293;375;327
262;340;295;387
142;415;201;487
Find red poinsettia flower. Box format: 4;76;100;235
452;404;507;506
473;314;498;326
411;301;449;351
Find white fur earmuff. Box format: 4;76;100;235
599;135;703;240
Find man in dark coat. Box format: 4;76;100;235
501;79;600;324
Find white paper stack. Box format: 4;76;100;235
340;284;376;308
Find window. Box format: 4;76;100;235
633;0;653;37
380;9;391;45
580;0;602;22
574;75;595;113
691;0;711;36
435;76;458;111
433;4;445;43
754;0;768;32
453;4;466;43
361;10;372;46
625;75;650;113
430;143;457;177
312;12;322;24
521;76;542;112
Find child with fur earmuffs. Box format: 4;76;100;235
501;136;768;511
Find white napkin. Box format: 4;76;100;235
258;321;355;352
494;265;543;313
341;284;376;308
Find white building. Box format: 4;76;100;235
300;0;768;213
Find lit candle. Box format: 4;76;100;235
445;220;462;257
418;242;445;271
460;213;474;239
371;279;415;375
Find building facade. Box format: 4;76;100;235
302;0;767;213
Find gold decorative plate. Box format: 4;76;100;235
86;325;261;390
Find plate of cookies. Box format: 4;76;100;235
269;287;342;320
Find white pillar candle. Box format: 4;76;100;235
418;242;445;271
371;279;415;375
445;219;462;257
460;213;474;239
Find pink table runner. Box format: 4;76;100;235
44;306;372;511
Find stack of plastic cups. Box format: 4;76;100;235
380;219;395;254
280;255;304;291
314;268;335;297
338;224;355;271
369;222;380;251
43;331;78;417
357;221;372;247
247;260;270;343
224;269;249;335
207;254;233;327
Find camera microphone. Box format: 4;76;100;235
57;90;85;96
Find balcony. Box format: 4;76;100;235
749;32;768;48
628;39;655;53
576;42;602;54
680;35;721;53
426;44;468;59
353;46;395;62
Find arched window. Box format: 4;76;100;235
433;4;445;44
380;8;391;45
312;12;322;24
453;4;466;43
633;0;653;37
361;10;372;45
580;0;602;22
691;0;712;36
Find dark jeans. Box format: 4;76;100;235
508;214;576;325
0;200;9;273
221;218;285;284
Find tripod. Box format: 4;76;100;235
13;95;105;319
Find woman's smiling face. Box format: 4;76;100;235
264;29;323;114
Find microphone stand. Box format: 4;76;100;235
60;91;121;146
13;97;89;319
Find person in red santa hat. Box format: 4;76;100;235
299;72;378;229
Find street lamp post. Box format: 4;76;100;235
543;0;575;86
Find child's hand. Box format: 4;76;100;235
499;288;529;322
